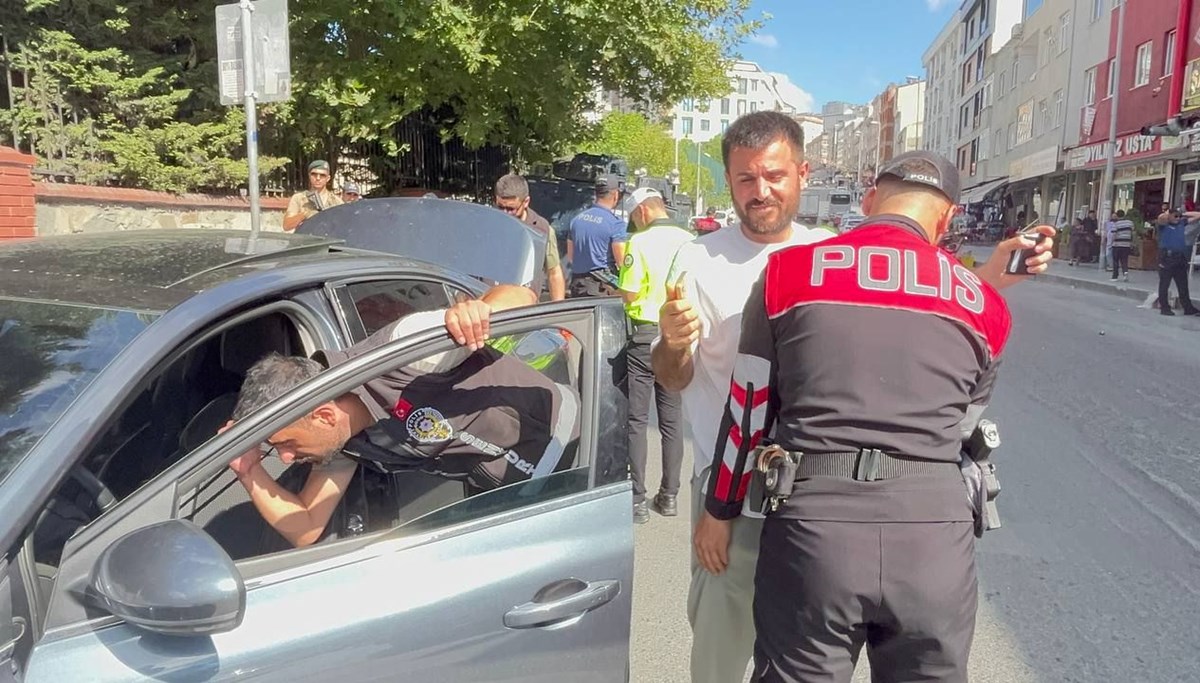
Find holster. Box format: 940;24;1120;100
744;444;802;517
962;419;1003;538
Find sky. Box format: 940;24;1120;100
736;0;960;112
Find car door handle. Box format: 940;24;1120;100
504;579;621;629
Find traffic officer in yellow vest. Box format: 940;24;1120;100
283;160;344;232
617;187;693;524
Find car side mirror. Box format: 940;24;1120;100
88;519;245;636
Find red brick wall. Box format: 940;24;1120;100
1085;0;1179;143
0;147;36;239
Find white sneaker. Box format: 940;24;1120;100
1123;273;1130;282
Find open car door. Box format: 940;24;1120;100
297;197;547;291
25;298;632;683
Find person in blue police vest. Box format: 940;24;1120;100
1154;207;1200;316
566;174;629;298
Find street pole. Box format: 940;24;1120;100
1098;0;1126;273
240;0;263;247
695;138;703;213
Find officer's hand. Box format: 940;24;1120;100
973;225;1057;290
694;511;733;575
445;298;492;351
659;280;700;353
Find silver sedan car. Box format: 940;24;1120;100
0;199;634;682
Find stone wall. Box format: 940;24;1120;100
34;183;289;236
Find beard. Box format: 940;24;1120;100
734;191;801;236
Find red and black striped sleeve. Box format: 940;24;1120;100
704;270;778;521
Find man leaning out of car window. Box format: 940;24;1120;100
218;285;580;547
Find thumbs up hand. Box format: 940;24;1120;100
659;273;701;353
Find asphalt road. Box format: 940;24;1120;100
629;279;1200;682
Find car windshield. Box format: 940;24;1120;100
0;300;152;484
830;194;852;205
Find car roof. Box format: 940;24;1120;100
0;229;466;312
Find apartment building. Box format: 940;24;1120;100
670;60;792;143
895;78;928;154
923;10;965;159
978;0;1077;221
954;0;1024;185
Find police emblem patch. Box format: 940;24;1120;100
623;253;634;268
405;407;453;443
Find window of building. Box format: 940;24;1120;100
1012;56;1020;90
1134;41;1153;87
681;98;694;113
1008;121;1017;148
1053;89;1064;128
720;98;730;115
980;0;989;30
1091;0;1104;22
1165;31;1177;76
737;99;747;115
998;70;1007;95
681;117;694;136
1084;66;1097;105
1107;58;1116;97
1037;100;1050;136
721;119;730;133
1040;29;1052;69
752;80;759;92
738;78;748;95
750;101;758;112
700;119;711;132
1058;12;1071;54
995;128;1004;157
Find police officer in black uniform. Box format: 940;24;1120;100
222;285;578;548
702;152;1019;682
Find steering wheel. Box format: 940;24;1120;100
70;467;117;514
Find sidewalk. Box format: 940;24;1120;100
965;244;1166;305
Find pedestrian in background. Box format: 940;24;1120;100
567;174;628;298
283;160;343;232
1154;207;1200;316
494;173;567;301
616;187;691;524
341;182;362;203
1110;210;1134;282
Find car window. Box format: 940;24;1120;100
179;323;585;563
346;280;452;338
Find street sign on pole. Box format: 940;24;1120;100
1098;0;1126;273
215;0;291;249
216;0;291;106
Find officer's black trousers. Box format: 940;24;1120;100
621;324;683;504
569;272;617;298
752;516;977;683
1157;253;1197;312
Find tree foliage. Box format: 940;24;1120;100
0;0;757;192
577;112;716;198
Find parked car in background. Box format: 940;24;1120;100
0;199;634;682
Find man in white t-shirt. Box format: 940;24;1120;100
652;111;1057;682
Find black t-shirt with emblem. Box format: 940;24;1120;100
315;313;579;490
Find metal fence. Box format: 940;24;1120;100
261;112;513;202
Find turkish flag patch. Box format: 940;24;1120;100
392;397;414;421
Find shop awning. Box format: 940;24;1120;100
959;177;1008;204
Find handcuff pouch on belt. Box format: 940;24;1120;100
745;444;802;516
961;419;1002;538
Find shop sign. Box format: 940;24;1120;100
1113;160;1170;183
1082;107;1097;137
1184;58;1200;112
1066;133;1165;170
1008;147;1059;182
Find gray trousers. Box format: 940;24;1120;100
752;516;977;683
688;467;762;683
624;324;683;503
